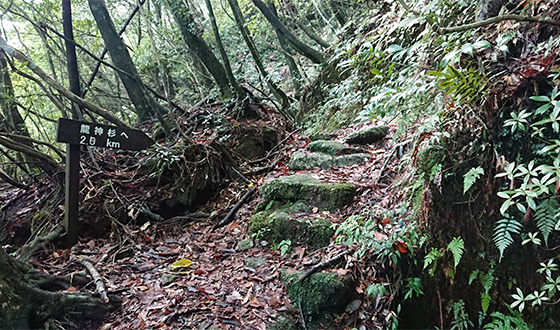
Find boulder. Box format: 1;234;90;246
288;152;369;170
249;209;333;248
307;140;358;156
344;125;389;145
282;271;355;316
260;174;356;212
309;132;338;141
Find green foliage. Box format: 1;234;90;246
534;199;559;247
423;247;443;276
463;166;484;194
450;300;473;330
493;215;522;262
430;65;488;105
404;277;423;300
447;237;465;269
483;311;529;329
277;239;292;256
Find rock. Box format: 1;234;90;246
344;125;389;145
308;140;358;156
260;174;356;212
288;151;331;170
329;153;370;167
309;132;337;141
289;151;369;170
237;239;254;251
282;271;355;316
244;256;267;269
249;209;333;248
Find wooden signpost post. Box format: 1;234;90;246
56;118;154;245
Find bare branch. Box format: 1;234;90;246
440;15;560;33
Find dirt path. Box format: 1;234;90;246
27;123;404;329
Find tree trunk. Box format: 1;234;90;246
0;248;109;329
269;2;303;97
227;0;290;111
165;0;232;97
88;0;167;123
251;0;325;64
62;0;82;120
204;0;243;98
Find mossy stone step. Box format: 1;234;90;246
282;271;355;316
249;209;333;248
309;132;337;141
260;174;356;212
344;125;389;145
308;140;359;156
288;151;369;170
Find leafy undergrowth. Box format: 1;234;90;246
6;121;407;329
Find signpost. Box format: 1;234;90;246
56;118;154;245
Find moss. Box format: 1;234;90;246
309;132;337;141
308;140;351;156
260;175;356;212
344;125;389;145
249;210;333;247
329;153;369;167
288;151;332;170
268;316;299;330
282;271;353;315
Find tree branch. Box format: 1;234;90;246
0;36;128;127
440;15;560;33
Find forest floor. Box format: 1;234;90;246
3;122;406;329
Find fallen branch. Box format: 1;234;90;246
72;256;109;303
213;186;257;229
440;14;560;33
376;139;412;184
298;250;348;281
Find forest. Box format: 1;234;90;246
1;0;560;329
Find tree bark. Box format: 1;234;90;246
251;0;325;64
165;0;232;97
88;0;167;123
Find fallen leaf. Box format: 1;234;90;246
170;259;193;268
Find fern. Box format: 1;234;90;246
447;237;465;268
534;199;559;246
463;166;484;194
429;65;487;105
493;216;523;262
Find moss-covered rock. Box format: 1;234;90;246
329;153;370;167
308;140;358;156
289;151;369;170
249;209;333;248
309;132;337;141
282;271;354;316
260;175;356;212
344;125;389;145
268;316;299;330
288;151;331;170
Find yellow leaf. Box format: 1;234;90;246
170;258;193;268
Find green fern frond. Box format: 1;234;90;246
493;216;523;262
534;199;559;247
432;65;487;105
447;237;465;268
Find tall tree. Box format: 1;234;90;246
88;0;167;123
204;0;242;98
251;0;325;64
227;0;289;110
165;0;232;97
